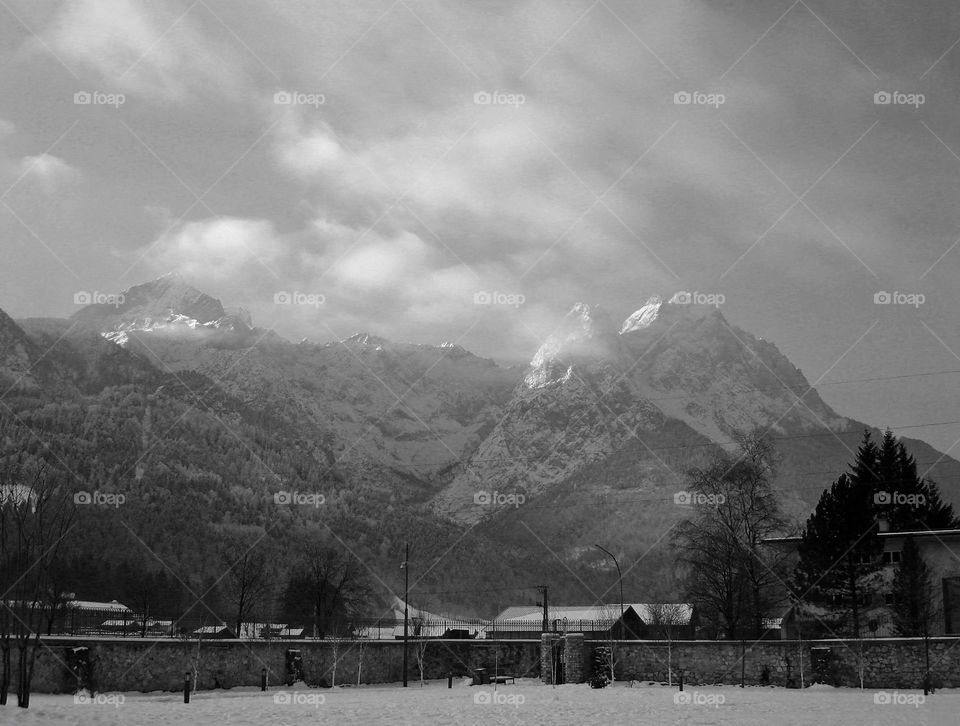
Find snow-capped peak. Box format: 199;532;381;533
342;333;390;346
619;295;663;334
523;303;620;388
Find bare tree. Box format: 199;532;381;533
282;534;371;639
599;604;619;683
646;603;688;685
328;636;341;687
647;603;687;640
673;431;788;639
414;635;429;687
355;634;367;686
0;465;76;708
218;528;274;637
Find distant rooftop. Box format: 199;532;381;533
494;603;693;625
765;528;960;544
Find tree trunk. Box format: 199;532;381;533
850;588;859;638
23;635;38;709
753;583;763;639
16;644;27;708
0;637;9;705
848;559;860;638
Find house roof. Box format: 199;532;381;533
765;528;960;544
628;603;694;624
236;623;289;638
100;618;169;627
65;599;132;612
192;625;231;634
494;605;617;622
493;603;693;625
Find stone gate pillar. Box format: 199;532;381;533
540;634;561;684
563;633;585;683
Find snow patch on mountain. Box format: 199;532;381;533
342;333;390;347
71;274;256;348
619;295;663;333
524;303;622;388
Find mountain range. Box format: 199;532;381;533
1;274;957;616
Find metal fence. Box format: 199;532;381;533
20;608;631;640
6;607;913;640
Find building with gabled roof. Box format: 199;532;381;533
765;526;960;638
490;603;695;639
354;597;489;639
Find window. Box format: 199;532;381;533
883;550;902;565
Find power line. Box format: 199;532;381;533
331;419;960;470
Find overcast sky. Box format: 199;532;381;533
1;0;960;452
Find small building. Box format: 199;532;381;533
62;599;135;635
354;598;489;639
490;603;696;640
191;624;234;639
65;599;133;614
765;527;960;637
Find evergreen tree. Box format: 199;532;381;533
872;430;959;530
794;472;882;637
891;536;937;637
848;430;880;489
917;478;959;530
795;429;959;637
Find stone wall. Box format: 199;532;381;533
14;635;960;694
582;638;960;689
15;637;542;694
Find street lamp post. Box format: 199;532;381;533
402;543;409;687
595;544;624;639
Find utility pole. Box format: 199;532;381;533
537;585;549;633
595;544;624;639
402;543;409;687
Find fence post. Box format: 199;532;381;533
183;671;191;703
261;668;267;692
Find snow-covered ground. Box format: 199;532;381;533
0;680;955;725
